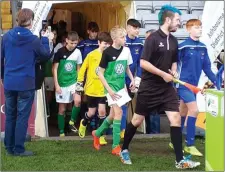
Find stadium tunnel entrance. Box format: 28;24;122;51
33;0;146;137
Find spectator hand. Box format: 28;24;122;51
41;30;54;42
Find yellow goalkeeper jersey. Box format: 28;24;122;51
77;49;105;97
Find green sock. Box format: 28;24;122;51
70;106;80;124
58;114;65;134
95;117;113;137
112;120;121;148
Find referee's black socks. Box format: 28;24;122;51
170;126;183;162
122;122;137;151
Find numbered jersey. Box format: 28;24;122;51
53;47;82;87
77;49;105;97
99;46;133;93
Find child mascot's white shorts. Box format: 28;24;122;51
55;84;76;103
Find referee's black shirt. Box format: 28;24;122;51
138;28;178;95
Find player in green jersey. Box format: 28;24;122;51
92;26;135;156
53;31;82;136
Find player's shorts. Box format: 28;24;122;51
135;85;179;116
86;95;106;108
55;84;76;103
44;77;54;91
177;87;196;103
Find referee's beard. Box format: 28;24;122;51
169;27;178;33
168;24;180;33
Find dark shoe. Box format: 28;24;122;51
6;151;14;156
69;124;78;133
14;150;34;156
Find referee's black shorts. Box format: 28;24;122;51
135;85;179;116
86;95;106;108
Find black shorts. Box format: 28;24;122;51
86;95;106;108
135;85;179;116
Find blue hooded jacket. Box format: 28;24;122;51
1;27;51;91
177;37;216;89
125;35;143;85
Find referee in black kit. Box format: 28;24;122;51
119;5;200;169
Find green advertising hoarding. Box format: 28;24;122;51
206;89;224;171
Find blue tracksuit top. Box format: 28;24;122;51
77;39;98;61
177;37;216;89
125;35;143;85
1;27;51;91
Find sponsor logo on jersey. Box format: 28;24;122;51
135;48;139;54
159;42;164;47
64;62;74;72
115;63;124;75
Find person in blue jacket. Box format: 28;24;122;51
1;8;51;156
77;22;99;60
171;19;220;156
120;19;143;138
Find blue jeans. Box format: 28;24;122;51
4;89;35;154
146;113;160;134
